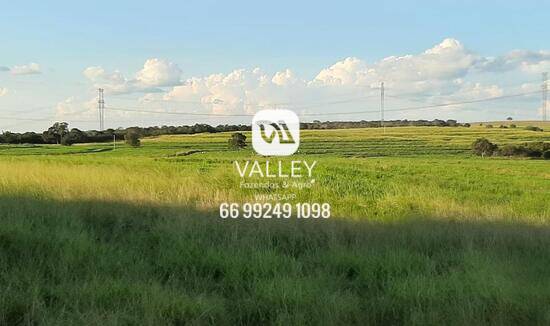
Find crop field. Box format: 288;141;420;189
1;123;549;325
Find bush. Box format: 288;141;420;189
497;142;549;158
525;126;543;132
498;145;530;157
125;129;141;147
543;151;550;160
485;124;493;128
499;125;508;129
509;124;517;128
228;132;247;149
523;142;550;153
472;138;498;157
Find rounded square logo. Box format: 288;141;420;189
252;109;300;156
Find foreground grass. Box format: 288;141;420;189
0;126;549;324
2;195;550;325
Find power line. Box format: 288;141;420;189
101;89;541;118
105;106;254;117
300;90;542;116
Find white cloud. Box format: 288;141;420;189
313;38;480;93
0;88;8;97
83;58;182;94
79;39;549;122
55;97;97;121
83;66;106;80
135;58;182;87
477;50;550;74
11;62;41;75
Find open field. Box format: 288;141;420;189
1;124;549;324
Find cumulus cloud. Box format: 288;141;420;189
476;50;550;74
0;88;8;97
313;38;481;94
135;58;182;87
80;39;548;121
11;62;41;75
54;97;97;121
83;58;182;94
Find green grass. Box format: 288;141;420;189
0;125;549;325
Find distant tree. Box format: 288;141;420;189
506;117;513;121
61;128;86;146
472;138;498;157
125;129;141;147
228;132;247;149
42;122;69;144
1;131;21;144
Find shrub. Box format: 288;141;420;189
499;125;508;129
498;145;528;157
523;142;550;153
472;138;498;157
497;142;549;158
125;129;141;147
485;124;493;128
525;125;543;132
228;132;247;149
509;124;517;128
543;151;550;160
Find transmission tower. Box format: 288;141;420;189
380;81;385;133
98;88;105;130
543;72;548;122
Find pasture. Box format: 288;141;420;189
0;123;549;325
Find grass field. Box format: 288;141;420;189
1;123;549;325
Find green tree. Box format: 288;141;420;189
61;128;86;146
472;138;498;157
228;132;247;149
125;129;141;147
42;122;69;144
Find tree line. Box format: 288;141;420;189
0;119;469;145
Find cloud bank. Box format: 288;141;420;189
75;38;548;123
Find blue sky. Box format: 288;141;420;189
1;0;549;131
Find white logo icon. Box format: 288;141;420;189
252;109;300;156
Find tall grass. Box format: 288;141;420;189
0;126;549;324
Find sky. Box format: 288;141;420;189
0;0;549;132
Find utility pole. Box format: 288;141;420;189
380;81;385;133
98;88;105;130
543;72;548;122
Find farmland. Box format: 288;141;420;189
1;123;549;325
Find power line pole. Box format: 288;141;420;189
380;81;385;133
543;72;548;122
98;88;105;130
